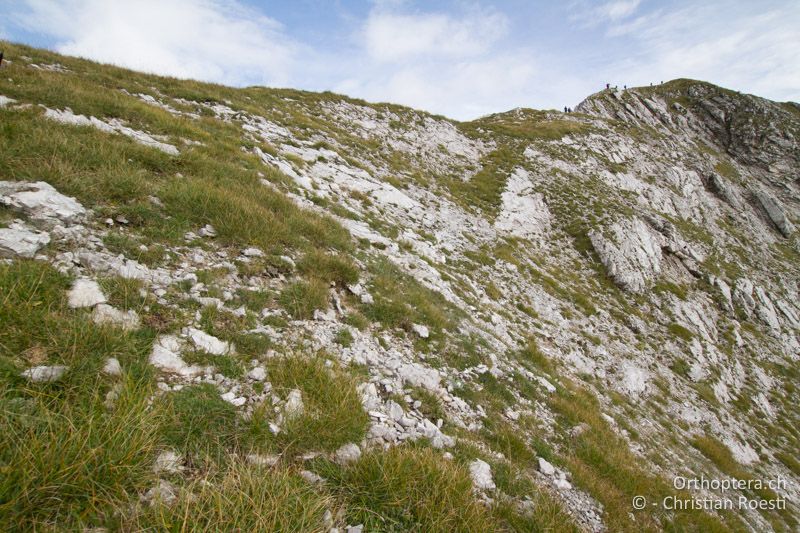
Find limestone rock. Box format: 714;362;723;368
469;459;495;490
411;324;430;339
0;180;86;225
140;480;178;507
247;366;267;381
153;450;184;474
67;278;107;308
21;365;68;383
334;443;362;465
755;191;795;237
0;221;51;258
285;389;304;418
538;457;556;476
184;327;233;355
102;357;122;376
92;304;140;331
589;218;662;292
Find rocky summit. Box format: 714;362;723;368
0;42;798;532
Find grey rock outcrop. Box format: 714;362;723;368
754;191;795;237
589;217;662;292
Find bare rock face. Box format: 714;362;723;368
0;180;86;225
0;221;51;258
494;168;551;239
754;191;795;237
589;217;663;292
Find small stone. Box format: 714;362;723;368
285;389;304;418
21;365;68;383
242;247;264;257
554;478;572;490
300;470;324;484
538;457;556;476
141;480;178;507
346;525;364;533
92;304;140;331
360;293;374;305
67;278;107;308
469;459;495;490
412;324;430;339
246;454;279;467
153;450;184;474
184;327;233;355
334;443;362;465
198;224;217;238
247;366;267;381
102;357;122;376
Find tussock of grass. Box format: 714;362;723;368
130;461;334;531
315;446;493;531
0;379;162;530
364;257;457;336
668;322;694;342
265;355;369;455
298;249;359;287
160;383;241;457
279;279;329;319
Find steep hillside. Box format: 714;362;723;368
0;42;798;532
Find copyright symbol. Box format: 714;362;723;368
632;496;646;510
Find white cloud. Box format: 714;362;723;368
600;0;641;21
335;4;554;119
336;52;546;120
570;0;641;27
362;8;508;62
13;0;300;86
601;5;800;103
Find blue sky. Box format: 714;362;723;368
1;0;798;120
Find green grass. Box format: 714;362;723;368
334;327;354;347
160;383;242;457
279;279;329;319
667;322;695;342
265;355;369;455
297;249;360;287
363;257;459;337
131;460;334;531
314;446;494;531
0;260;161;529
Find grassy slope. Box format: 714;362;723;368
0;42;573;531
0;41;794;531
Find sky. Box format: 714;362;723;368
1;0;798;120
